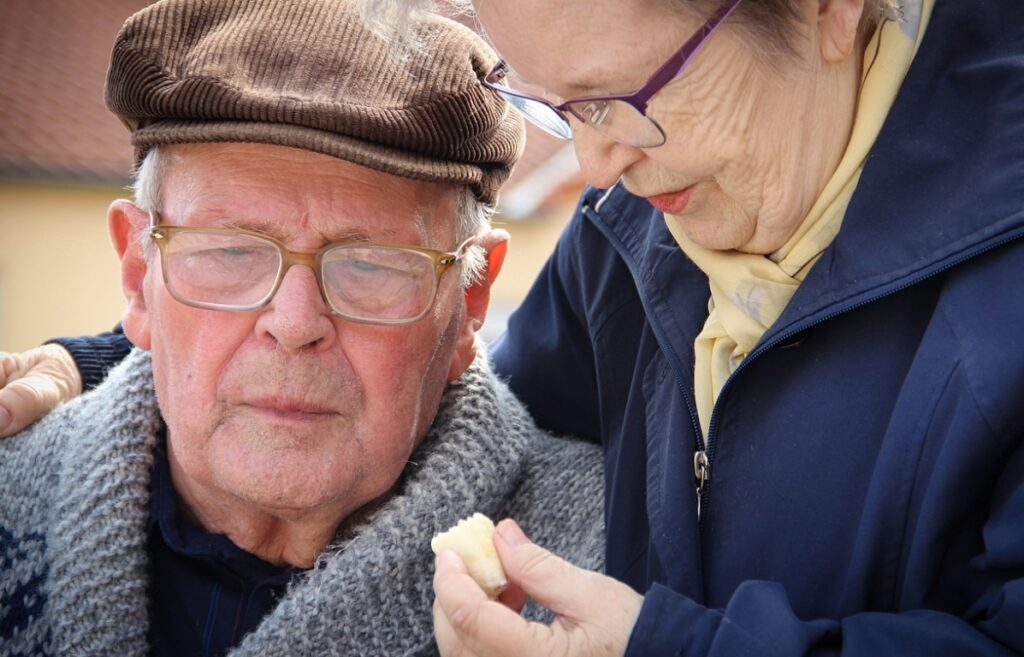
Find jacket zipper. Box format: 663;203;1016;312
584;196;706;461
698;229;1024;531
693;449;710;518
586;194;1024;527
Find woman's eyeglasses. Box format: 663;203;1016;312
482;0;743;148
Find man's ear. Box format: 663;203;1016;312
446;229;509;381
817;0;865;64
108;200;152;349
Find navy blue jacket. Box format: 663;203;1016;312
492;2;1024;655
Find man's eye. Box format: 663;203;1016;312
350;260;383;272
219;246;255;257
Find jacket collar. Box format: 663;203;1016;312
586;0;1024;348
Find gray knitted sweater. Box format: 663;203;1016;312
0;349;604;657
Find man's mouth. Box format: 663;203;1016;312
646;186;694;215
243;397;335;422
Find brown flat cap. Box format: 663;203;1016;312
105;0;524;206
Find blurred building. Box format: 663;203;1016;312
0;0;584;351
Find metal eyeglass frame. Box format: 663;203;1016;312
148;211;474;325
482;0;743;147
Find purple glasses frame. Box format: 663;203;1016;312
483;0;743;147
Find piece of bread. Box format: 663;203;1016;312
431;513;508;599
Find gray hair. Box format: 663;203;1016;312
132;146;491;288
674;0;903;62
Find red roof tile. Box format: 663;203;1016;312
0;0;150;183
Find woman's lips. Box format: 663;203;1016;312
646;186;693;215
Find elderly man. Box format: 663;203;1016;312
0;1;603;656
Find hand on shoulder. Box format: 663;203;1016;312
0;344;82;438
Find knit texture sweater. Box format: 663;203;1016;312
0;349;604;657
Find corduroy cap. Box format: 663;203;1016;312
105;0;524;206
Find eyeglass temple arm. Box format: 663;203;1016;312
632;0;743;109
441;235;478;265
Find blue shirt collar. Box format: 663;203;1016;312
148;432;299;587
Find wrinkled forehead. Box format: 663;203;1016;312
474;0;694;97
156;143;459;247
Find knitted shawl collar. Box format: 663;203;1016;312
45;348;536;657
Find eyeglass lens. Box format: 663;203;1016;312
491;85;665;147
321;246;435;321
162;230;441;322
496;90;574;139
164;231;280;308
564;99;666;147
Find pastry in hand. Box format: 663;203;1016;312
431;513;508;599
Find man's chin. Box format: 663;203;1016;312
214;456;357;519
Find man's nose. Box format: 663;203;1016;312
571;124;646;190
255;265;336;352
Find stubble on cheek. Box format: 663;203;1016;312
202;353;360;462
210;408;365;509
217;354;364;439
192;393;369;513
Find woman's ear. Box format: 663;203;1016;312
446;229;510;381
817;0;866;64
108;200;152;349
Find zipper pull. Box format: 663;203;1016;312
694;449;710;518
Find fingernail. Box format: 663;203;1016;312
436;549;462;570
0;406;10;430
497;519;529;547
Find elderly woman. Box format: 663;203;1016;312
418;0;1024;656
1;0;1022;656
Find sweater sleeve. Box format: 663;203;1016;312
47;324;133;392
625;441;1024;657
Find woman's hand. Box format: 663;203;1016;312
433;519;643;657
0;344;82;437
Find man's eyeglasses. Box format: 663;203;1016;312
148;212;472;325
482;0;742;148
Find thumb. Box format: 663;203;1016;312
0;345;82;438
492;519;595;620
0;375;58;437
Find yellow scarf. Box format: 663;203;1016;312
666;2;934;436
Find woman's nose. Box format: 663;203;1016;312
570;123;646;189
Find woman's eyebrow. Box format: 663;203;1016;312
511;67;609;98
